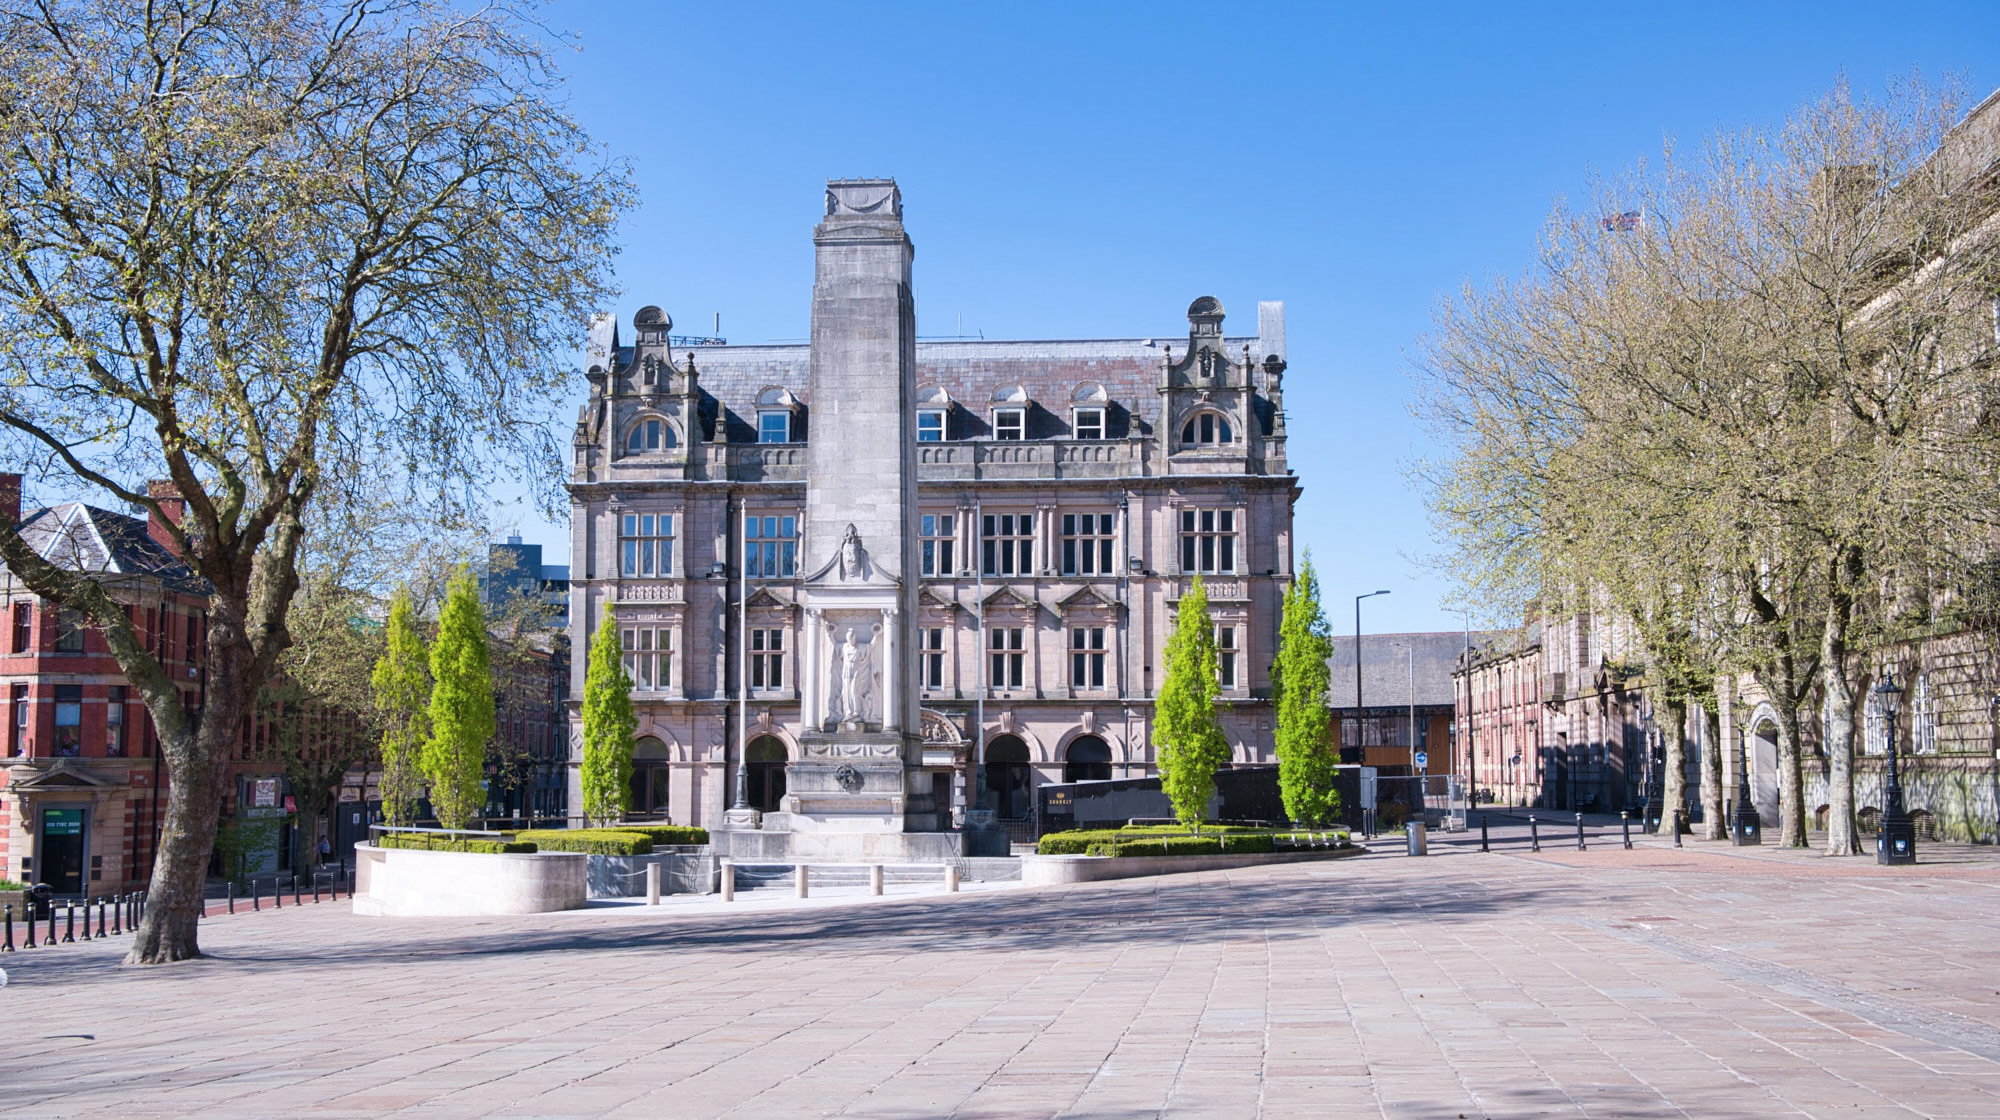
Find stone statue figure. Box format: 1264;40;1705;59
837;628;866;723
835;523;871;581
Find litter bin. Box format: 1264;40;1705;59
1406;820;1428;857
27;883;53;920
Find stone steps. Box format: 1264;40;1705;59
726;863;954;891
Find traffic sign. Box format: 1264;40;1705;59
1414;751;1428;770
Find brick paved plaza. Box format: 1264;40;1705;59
4;828;2000;1119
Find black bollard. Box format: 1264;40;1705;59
251;879;260;912
78;899;91;941
111;894;121;935
137;890;146;923
312;873;321;904
1529;815;1540;852
47;898;58;945
96;897;107;938
63;901;75;942
1622;811;1632;850
292;874;301;907
273;877;281;909
3;903;13;952
226;882;235;915
25;902;36;948
1673;810;1684;848
1480;814;1490;853
1576;812;1586;851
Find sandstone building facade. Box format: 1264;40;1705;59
566;206;1299;838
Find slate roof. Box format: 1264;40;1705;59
642;334;1272;445
1325;631;1508;709
12;502;206;594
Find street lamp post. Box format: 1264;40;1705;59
1876;672;1916;866
1352;590;1391;765
1640;705;1661;832
1731;724;1762;846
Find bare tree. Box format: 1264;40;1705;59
0;0;631;962
1415;76;1999;851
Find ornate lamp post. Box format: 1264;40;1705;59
1876;672;1916;865
1638;701;1661;831
1731;724;1762;845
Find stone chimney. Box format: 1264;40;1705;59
146;479;187;557
0;472;20;528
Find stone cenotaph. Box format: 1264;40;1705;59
720;180;959;863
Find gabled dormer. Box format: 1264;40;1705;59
575;306;705;482
1161;296;1255;465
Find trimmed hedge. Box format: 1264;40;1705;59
373;832;537;854
514;828;655;855
609;824;710;846
1038;827;1346;857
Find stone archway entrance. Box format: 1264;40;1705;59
629;736;671;818
746;736;787;813
1751;720;1781;823
1064;735;1113;783
985;735;1032;820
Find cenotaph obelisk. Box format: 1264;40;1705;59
770;179;942;857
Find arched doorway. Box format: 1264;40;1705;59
1751;720;1781;824
746;736;787;813
1064;735;1113;782
985;735;1032;820
629;736;671;818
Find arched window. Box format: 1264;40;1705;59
985;735;1032;820
1180;411;1233;446
629;736;671;817
625;418;677;454
1913;674;1937;754
1064;736;1113;783
1863;688;1887;756
746;736;787;812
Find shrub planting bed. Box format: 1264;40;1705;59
373;832;537;854
513;828;655;855
1037;825;1352;857
608;825;710;846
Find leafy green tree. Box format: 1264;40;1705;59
371;590;431;827
581;608;637;826
1274;554;1340;826
1156;577;1231;831
424;570;494;830
0;0;629;962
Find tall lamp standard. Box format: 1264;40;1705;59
1731;723;1762;845
1352;590;1391;763
1876;672;1916;865
1639;699;1661;832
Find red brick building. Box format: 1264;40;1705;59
0;474;229;895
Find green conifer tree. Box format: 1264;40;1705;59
369;589;430;827
422;569;494;829
1155;575;1231;832
580;607;637;825
1273;553;1341;826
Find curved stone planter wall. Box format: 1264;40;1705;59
1021;846;1364;887
352;844;588;917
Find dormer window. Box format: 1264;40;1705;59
754;386;799;444
1181;411;1233;446
625;418;676;454
993;408;1025;441
915;384;954;443
1073;408;1105;440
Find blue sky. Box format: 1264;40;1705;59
499;0;2000;635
